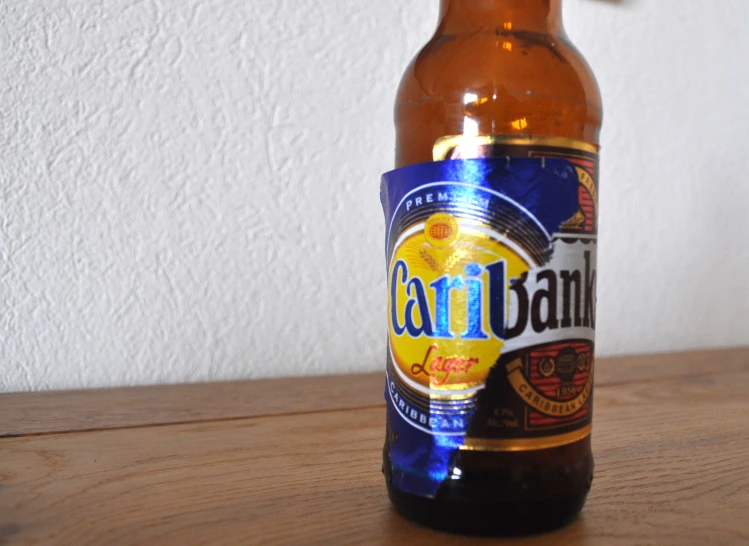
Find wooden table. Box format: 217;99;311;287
1;348;748;545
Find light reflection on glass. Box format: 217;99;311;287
463;93;478;105
511;117;528;130
463;93;479;137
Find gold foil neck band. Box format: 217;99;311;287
433;135;599;161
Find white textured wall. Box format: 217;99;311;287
2;0;748;392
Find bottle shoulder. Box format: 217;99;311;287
395;30;602;132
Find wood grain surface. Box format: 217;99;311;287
2;348;747;437
0;348;748;545
0;373;385;437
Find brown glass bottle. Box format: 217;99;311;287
383;0;602;535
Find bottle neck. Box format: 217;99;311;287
438;0;563;35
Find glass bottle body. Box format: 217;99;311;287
384;0;602;535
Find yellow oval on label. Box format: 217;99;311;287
388;214;533;394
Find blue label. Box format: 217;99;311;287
381;151;599;499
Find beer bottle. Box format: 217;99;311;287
381;0;602;535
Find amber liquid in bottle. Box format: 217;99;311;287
384;0;602;535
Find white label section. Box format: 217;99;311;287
502;237;597;353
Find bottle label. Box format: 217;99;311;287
381;135;598;498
